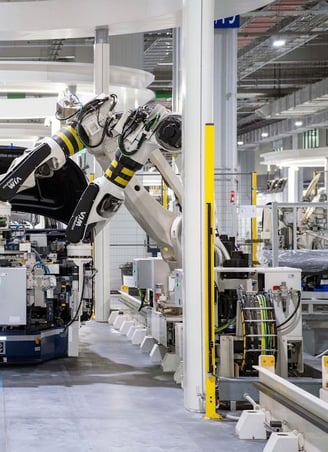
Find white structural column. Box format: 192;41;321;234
325;158;328;202
182;0;214;412
214;28;238;235
214;28;237;172
172;27;182;114
94;27;111;321
288;133;300;202
287;167;298;202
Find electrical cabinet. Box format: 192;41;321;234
174;269;183;306
133;257;170;294
0;267;26;325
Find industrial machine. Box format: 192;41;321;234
261;173;328;270
132;257;171;308
215;265;304;404
0;220;94;363
0;93;183;363
0;143;95;363
260;192;328;359
131;256;181;354
262;201;328;253
0;94;182;265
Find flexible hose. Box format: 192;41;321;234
243;393;259;410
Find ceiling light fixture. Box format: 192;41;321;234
273;39;286;48
261;132;269;138
237;140;244;145
294;121;303;127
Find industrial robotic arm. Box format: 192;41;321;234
66;100;181;243
0;94;118;202
0;93;182;253
0;124;78;201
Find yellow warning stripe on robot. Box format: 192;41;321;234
121;167;134;177
114;176;129;187
53;126;84;156
105;162;135;188
56;131;75;155
65;125;84;151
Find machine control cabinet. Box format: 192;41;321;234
174;269;183;306
0;267;26;325
133;257;170;295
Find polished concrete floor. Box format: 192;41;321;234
0;321;266;452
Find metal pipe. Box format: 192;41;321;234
243;392;259;410
256;366;328;425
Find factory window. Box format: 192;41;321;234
303;129;319;149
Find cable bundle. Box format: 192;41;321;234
76;94;118;149
239;291;277;374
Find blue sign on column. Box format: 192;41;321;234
214;16;240;29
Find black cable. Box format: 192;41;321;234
108;94;118;111
138;289;147;312
60;274;87;335
276;291;301;329
117;107;159;158
266;291;277;355
248;294;257;369
77;110;109;149
118;109;146;156
238;292;246;369
75;96;113;148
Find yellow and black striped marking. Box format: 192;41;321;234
105;152;142;189
52;125;84;157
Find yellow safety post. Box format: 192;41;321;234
313;170;318;198
204;123;222;420
251;172;258;265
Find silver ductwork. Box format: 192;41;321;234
255;77;328;119
238;109;328;148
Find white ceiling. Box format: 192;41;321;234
2;0;328;151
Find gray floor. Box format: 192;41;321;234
0;321;266;452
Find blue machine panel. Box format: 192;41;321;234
0;329;68;364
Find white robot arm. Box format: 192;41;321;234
0;94;119;201
0;93;182;257
66;102;181;243
0;127;78;201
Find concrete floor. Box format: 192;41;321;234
0;321;266;452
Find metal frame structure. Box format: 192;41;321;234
263;201;328;267
255;359;328;451
235;355;328;450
